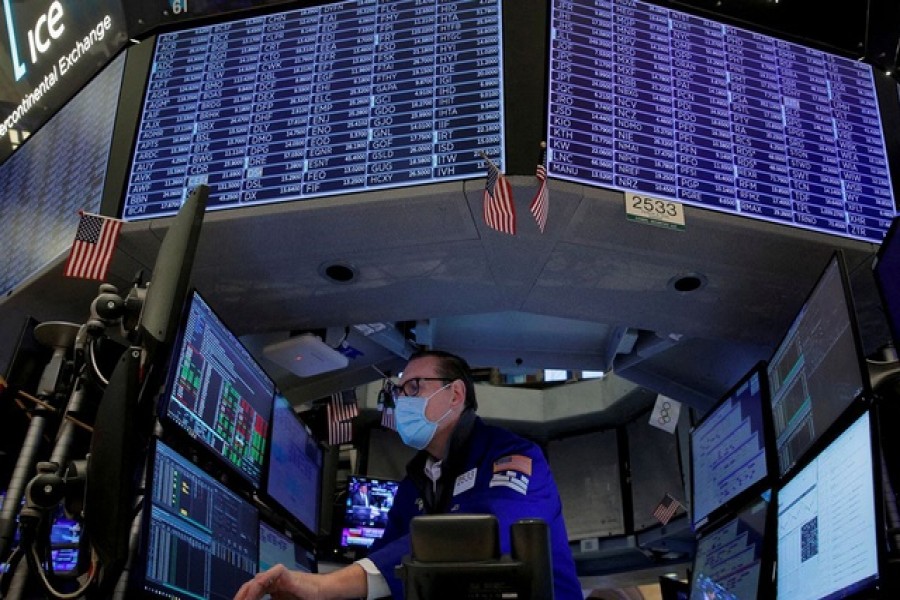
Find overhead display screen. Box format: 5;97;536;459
122;0;505;220
547;0;897;243
0;52;124;297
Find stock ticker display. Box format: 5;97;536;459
122;0;505;220
164;291;275;488
547;0;896;243
142;441;258;599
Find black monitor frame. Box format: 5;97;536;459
689;360;777;533
156;288;276;491
873;215;900;350
774;407;886;600
766;250;872;481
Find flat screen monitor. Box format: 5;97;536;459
547;0;896;243
766;252;869;477
264;393;323;536
340;475;399;551
258;520;316;574
121;0;506;221
161;290;275;488
0;51;124;297
776;411;879;599
137;439;259;600
690;495;772;600
690;361;773;531
873;216;900;348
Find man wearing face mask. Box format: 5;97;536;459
234;349;582;600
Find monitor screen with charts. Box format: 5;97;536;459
766;252;868;477
691;361;773;531
776;411;879;600
136;440;259;599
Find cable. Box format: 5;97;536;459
88;340;110;387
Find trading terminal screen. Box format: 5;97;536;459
766;254;867;477
139;440;259;600
163;290;275;488
265;394;323;536
122;0;506;220
547;0;896;243
776;411;879;600
691;363;771;531
689;496;770;600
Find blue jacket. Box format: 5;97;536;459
368;411;582;599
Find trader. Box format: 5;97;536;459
234;349;582;599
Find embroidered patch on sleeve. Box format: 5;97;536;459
490;455;533;495
489;471;530;495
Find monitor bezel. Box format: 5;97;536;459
132;437;261;599
774;406;885;600
689;359;777;533
689;493;776;600
766;250;873;481
260;391;325;542
873;215;900;350
156;287;276;491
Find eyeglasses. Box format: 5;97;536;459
390;377;454;400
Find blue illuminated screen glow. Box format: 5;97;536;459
164;290;275;488
766;254;866;477
340;476;399;549
266;394;323;535
0;53;124;297
776;412;878;600
691;364;770;530
141;440;259;599
258;521;316;574
547;0;896;243
690;496;770;600
122;0;505;220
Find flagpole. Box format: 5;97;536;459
478;150;500;172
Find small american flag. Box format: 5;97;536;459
64;212;122;280
653;493;682;525
529;144;548;233
483;159;516;235
327;391;358;445
380;406;396;430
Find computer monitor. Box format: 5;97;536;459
135;439;259;599
264;393;323;536
776;410;880;599
258;520;317;574
160;289;276;488
339;475;400;551
766;252;869;478
689;495;773;600
873;215;900;348
690;361;774;531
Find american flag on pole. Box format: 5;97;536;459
327;390;359;446
529;143;548;233
482;158;516;235
652;493;682;526
381;406;396;431
64;212;122;280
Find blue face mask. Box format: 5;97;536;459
394;383;453;450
